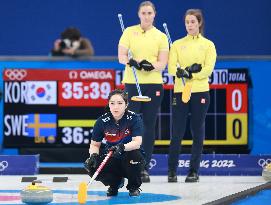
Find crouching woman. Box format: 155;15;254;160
84;89;144;197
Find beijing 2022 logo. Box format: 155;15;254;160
0;161;8;172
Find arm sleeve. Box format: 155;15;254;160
192;42;217;80
91;118;104;142
159;34;169;52
130;115;143;137
167;43;179;76
118;28;130;49
74;38;94;56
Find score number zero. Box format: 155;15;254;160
61;82;111;100
62;127;93;144
230;88;244;139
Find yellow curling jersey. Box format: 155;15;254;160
119;25;169;84
168;34;217;93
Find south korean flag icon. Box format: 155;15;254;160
26;81;57;105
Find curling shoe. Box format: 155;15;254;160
129;188;141;197
185;171;199;183
106;186;118;196
141;170;150;183
168;170;177;182
106;178;125;196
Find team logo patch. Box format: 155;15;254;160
130;160;140;165
201;98;206;104
180;45;186;50
156;91;160;96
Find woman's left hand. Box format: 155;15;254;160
139;60;155;71
109;143;125;158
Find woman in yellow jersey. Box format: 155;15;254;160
118;1;169;182
167;9;217;183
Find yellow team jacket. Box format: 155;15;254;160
119;25;169;84
168;34;217;93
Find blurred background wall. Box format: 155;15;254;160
0;0;270;56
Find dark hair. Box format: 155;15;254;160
108;89;128;103
138;1;156;14
184;9;204;35
104;89;128;112
61;27;81;40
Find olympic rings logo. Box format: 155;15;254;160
0;161;8;172
258;159;271;167
149;159;157;170
5;69;27;81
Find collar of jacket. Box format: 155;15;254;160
186;33;202;40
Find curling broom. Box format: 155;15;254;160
163;23;192;103
118;13;151;102
78;150;113;204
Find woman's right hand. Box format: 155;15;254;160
176;67;192;79
127;58;142;70
84;153;99;172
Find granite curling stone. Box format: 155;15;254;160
262;163;271;181
20;181;53;204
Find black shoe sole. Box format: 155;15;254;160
185;178;199;183
168;178;177;183
129;192;141;197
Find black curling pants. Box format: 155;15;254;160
88;149;144;190
168;91;210;173
125;83;164;171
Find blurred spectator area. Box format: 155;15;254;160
0;0;270;56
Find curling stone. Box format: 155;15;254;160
20;181;53;204
262;163;271;181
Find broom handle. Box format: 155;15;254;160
88;151;113;186
163;23;185;86
118;13;143;96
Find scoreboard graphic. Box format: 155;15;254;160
3;68;250;152
116;68;250;149
3;69;115;147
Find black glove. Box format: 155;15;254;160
127;59;142;70
176;67;192;79
84;153;99;172
185;63;202;73
139;60;155;71
108;143;125;158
